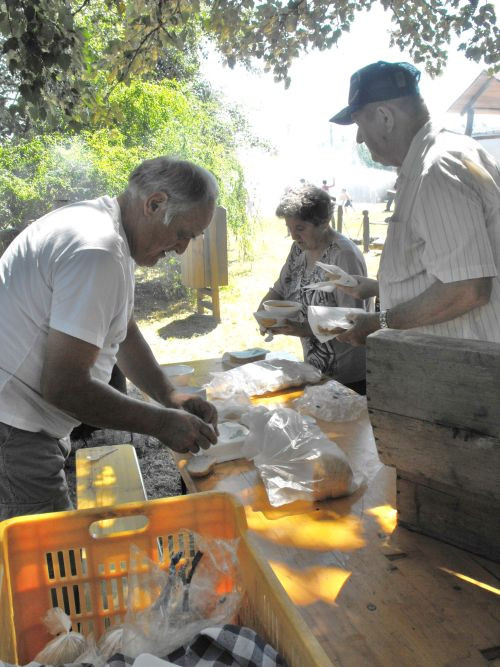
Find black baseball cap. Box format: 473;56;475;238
330;61;421;125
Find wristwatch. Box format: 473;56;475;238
379;309;390;329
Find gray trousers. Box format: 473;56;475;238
0;422;73;521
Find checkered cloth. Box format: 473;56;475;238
167;624;287;666
6;624;287;667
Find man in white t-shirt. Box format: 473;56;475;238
327;61;500;345
0;157;219;519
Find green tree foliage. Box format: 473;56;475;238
0;80;248;243
0;0;498;128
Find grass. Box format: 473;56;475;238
135;202;390;365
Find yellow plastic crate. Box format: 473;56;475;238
0;491;332;666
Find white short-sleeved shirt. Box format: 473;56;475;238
379;122;500;341
0;196;135;437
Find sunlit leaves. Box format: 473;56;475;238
0;79;250;241
0;0;497;127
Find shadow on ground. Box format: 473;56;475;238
158;313;219;339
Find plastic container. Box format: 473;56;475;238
0;492;332;666
263;300;301;318
193;421;249;463
253;310;284;328
162;364;194;386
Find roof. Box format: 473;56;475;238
448;71;500;115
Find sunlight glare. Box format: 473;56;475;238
270;561;351;605
440;568;500;596
367;505;398;534
245;509;365;551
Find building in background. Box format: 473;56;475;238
448;72;500;162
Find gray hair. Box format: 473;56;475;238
276;184;333;226
126;157;219;225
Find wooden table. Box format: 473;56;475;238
166;358;500;666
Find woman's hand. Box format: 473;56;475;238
334;276;379;300
271;319;312;337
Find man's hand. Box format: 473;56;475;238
336;312;380;346
334;276;379;300
271;319;312;337
156;408;217;454
170;392;219;435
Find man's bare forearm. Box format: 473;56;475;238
116;318;175;406
385;277;491;329
43;372;173;436
338;277;491;346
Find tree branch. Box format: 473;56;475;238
71;0;93;17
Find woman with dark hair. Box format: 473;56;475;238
257;184;369;394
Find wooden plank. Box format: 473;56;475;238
370;410;500;501
396;475;500;561
205;206;228;286
180;206;228;288
76;444;147;537
366;330;500;438
180;235;205;287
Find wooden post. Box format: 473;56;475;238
208;209;221;321
465;108;474;136
337;205;343;233
196;289;204;314
362;209;370;252
180;206;227;321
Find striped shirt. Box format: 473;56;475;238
379;122;500;341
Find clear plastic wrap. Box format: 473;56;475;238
34;607;87;663
205;359;322;400
75;633;107;667
121;535;242;658
97;625;124;660
210;392;252;420
294;380;367;422
241;406;359;506
308;305;366;343
303;261;359;291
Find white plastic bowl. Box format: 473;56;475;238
263;300;301;318
253;310;283;328
163;364;194;386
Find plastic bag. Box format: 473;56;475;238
121;535;242;657
97;625;124;660
75;633;107;667
241;406;358;506
308;305;366;343
205;359;322;400
294;380;367;422
210;392;252;420
303;262;359;292
34;607;87;663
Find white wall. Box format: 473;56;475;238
476;136;500;163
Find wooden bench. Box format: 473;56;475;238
76;444;147;536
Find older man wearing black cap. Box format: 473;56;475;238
329;60;500;346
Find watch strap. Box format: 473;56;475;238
379;309;390;329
